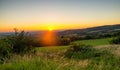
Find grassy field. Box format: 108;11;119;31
72;38;113;46
0;38;120;70
36;46;69;53
0;45;120;70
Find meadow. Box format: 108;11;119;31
72;38;113;46
0;37;120;70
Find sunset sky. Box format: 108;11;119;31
0;0;120;32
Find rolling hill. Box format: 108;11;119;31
58;24;120;37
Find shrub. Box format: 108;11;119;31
65;43;102;59
110;36;120;44
56;37;71;46
0;41;12;62
2;29;36;54
68;43;93;53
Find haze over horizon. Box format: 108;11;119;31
0;0;120;32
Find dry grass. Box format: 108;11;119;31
95;45;120;56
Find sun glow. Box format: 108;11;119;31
41;30;57;46
48;28;53;31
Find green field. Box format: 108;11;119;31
0;38;120;70
36;46;69;52
73;38;113;46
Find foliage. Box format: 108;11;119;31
54;36;71;46
65;43;99;59
58;38;71;45
0;45;120;70
68;43;93;53
1;29;37;54
0;41;12;62
110;36;120;44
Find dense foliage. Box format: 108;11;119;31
2;30;37;54
65;43;95;59
0;41;12;62
110;36;120;44
67;43;93;53
0;29;40;62
57;37;71;45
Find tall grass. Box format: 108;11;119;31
0;45;120;70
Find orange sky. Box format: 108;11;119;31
0;19;120;32
0;0;120;32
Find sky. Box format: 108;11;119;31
0;0;120;32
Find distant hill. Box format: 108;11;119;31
58;24;120;37
0;30;62;38
1;24;120;38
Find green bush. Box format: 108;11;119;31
58;38;71;45
2;29;36;54
110;36;120;44
67;43;93;53
65;43;102;59
0;41;12;62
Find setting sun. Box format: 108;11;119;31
0;0;120;32
0;0;120;69
49;28;53;31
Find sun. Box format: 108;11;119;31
48;28;53;31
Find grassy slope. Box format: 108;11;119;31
36;46;69;53
72;38;113;46
0;38;120;70
0;45;120;70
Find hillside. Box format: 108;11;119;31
58;24;120;37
